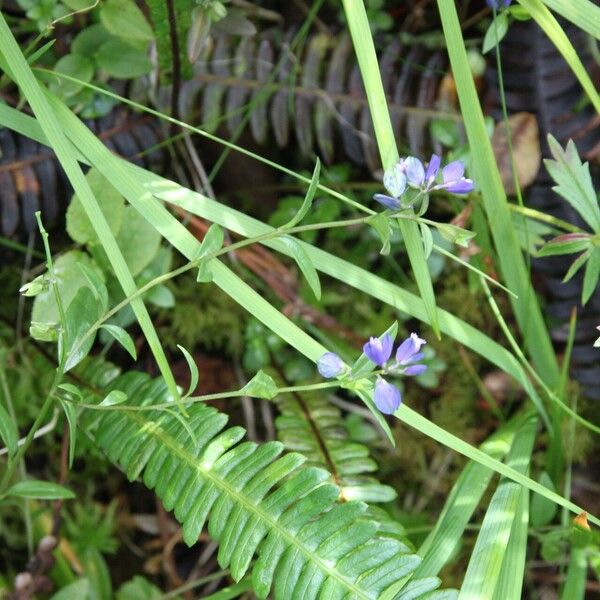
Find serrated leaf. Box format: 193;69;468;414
241;370;278;400
420;222;434;259
281;236;321;300
6;480;75;500
537;233;592;257
283;159;320;229
66;168;124;245
101;324;137;360
483;12;509;54
582;248;600;305
99;390;128;407
368;213;391;255
178;344;199;397
530;471;557;527
0;403;18;457
563;249;591;283
100;0;154;42
544;136;600;232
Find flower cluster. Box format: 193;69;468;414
374;154;474;211
317;332;428;415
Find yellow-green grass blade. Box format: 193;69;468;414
458;416;537;599
560;545;587;600
492;488;530;600
414;414;525;579
542;0;600;41
0;13;178;400
342;0;440;337
519;0;600;113
0;101;551;431
437;1;560;388
1;105;594;525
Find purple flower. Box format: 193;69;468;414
425;154;441;187
404;364;427;376
383;163;407;198
433;161;474;195
317;352;345;378
486;0;512;8
395;333;427;365
373;193;402;210
374;378;401;414
363;334;393;366
402;156;425;188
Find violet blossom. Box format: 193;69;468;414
374;377;401;414
363;333;393;367
317;352;345;378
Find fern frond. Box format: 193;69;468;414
275;389;397;504
82;371;457;600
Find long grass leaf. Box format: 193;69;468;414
542;0;600;41
437;1;560;388
458;416;536;599
341;0;440;337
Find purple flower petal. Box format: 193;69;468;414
383;164;407;198
406;352;425;364
444;179;474;194
404;364;427;376
424;154;441;185
317;352;345;378
374;378;402;414
442;161;465;183
395;333;427;364
373;193;401;210
363;333;393;366
403;156;425;187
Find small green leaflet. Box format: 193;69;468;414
49;579;90;600
78;261;108;309
420;222;434;259
241;370;278;400
483;12;510;54
6;480;75;500
178;344;199;397
99;390;128;407
101;324;137;360
435;222;477;248
0;403;18;457
537;233;592;257
283;158;320;229
59;399;78;468
367;213;391;255
100;0;154;42
281;236;321;300
63;286;102;371
196;223;225;283
582;248;600;305
530;471;557;527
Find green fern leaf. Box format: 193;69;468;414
83;371;456;600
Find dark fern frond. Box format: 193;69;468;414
275;389;397;504
82;371;457;600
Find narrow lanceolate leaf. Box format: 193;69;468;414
85;371;451;600
437;1;560;387
281;236;322;300
283;159;320;230
6;480;75;500
342;0;440;337
541;0;600;41
582;249;600;305
458;417;537;600
0;404;18;457
178;344;199;397
101;324;137;360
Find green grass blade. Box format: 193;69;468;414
458;416;536;599
437;1;560;387
414;415;525;578
542;0;600;41
519;0;600;113
560;546;587;600
0;14;178;400
492;487;530;600
341;0;440;337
